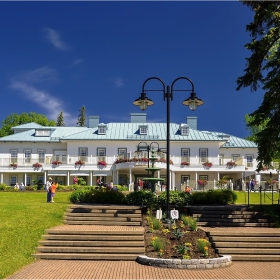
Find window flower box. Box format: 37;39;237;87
202;161;212;168
181;162;190;166
197;179;207;185
98;161;107;166
226;161;236;168
10;162;18;168
52;161;62;165
75;160;85;166
33;163;42;168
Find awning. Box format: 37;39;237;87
93;171;112;176
70;171;90;176
48;171;67;176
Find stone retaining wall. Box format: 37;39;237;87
137;255;232;269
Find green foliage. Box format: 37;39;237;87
76;105;87;127
123;190;157;205
176;242;191;256
77;177;86;186
0;112;56;137
190;189;237;205
237;1;280;170
196;238;210;257
151;236;165;251
89;189;125;204
157;190;191;206
0;183;8;190
173;227;184;240
150;216;162;230
56;111;65;126
69;189;88;203
115;185;129;191
180;215;197;231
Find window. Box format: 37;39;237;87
246;155;254;167
37;176;44;184
199;148;208;163
180;124;189;136
219;154;224;165
10;176;17;186
118;174;127;185
79;148;88;162
24;150;31;163
199;175;208;181
181;175;190;184
38;150;45;164
232;154;240;162
98;125;106;135
10;149;18;163
181;148;190;162
139;126;147;135
118;148;127;159
26;176;31;186
35;130;50;136
97;148;106;161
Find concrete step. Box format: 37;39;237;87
197;221;273;227
46;229;144;235
197;218;270;223
207;232;280;237
33;253;139;260
42;234;144;241
193;214;268;219
64;216;142;222
36;246;145;254
65;220;142;226
65;212;141;217
39;240;144;247
218;248;280;254
213;242;280;248
69;205;142;210
210;236;280;242
230;254;280;261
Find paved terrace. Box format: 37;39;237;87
6;225;280;280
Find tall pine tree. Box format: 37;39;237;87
56;111;65;127
76;106;86;127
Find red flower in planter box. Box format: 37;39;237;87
52;161;62;165
10;162;18;168
75;160;85;166
202;161;213;168
181;162;190;166
226;161;236;167
98;161;107;166
33;162;42;168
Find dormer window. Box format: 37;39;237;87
98;124;107;135
35;130;50;137
139;125;148;135
180;124;189;136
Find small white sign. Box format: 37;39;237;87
156;209;162;219
170;209;179;220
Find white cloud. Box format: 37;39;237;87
72;59;84;66
114;78;124;88
44;27;69;51
16;66;57;84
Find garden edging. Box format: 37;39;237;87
137;255;232;269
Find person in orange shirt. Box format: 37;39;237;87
50;182;58;203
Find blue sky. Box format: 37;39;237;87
0;1;261;138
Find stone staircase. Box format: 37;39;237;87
207;231;280;261
33;204;145;260
187;205;274;227
187;205;280;261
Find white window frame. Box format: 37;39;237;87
35;130;50;136
118;148;127;159
232;154;240;162
98;126;106;135
181;175;190;184
78;148;88;162
38;150;45;164
10;149;18;163
10;176;17;186
199;148;208;163
139;126;147;135
24;150;31;163
246;154;254;167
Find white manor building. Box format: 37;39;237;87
0;113;277;191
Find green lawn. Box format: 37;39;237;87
235;190;280;205
0;192;71;279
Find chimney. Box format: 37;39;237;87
88;116;100;128
130;113;147;123
187;116;197;130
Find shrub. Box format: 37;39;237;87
150;216;162;230
190;189;237;205
197;238;210;257
157;190;191;207
180;215;197;231
69;189;88;203
0;183;8;191
90;189;125;204
151;236;165;251
25;186;37;191
123;190;157;205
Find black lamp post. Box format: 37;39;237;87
133;76;203;219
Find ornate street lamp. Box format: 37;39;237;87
133;76;203;219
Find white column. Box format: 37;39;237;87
195;172;198;190
24;173;27;186
67;171;70;186
0;173;3;184
129;168;132;184
44;171;47;184
172;171;175;190
90;171;93;186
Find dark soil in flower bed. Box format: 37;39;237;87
143;217;220;259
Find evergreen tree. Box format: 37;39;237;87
76;106;86;127
56;111;65;127
237;1;280;171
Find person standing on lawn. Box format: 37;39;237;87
50;181;58;203
46;177;52;203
